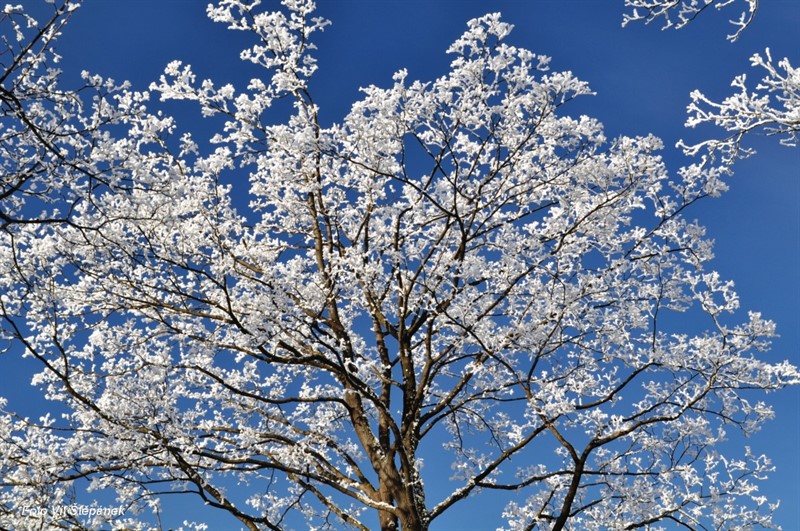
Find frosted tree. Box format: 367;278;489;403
1;1;797;530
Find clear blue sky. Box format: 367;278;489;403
8;1;799;529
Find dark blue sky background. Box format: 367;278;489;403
8;0;798;529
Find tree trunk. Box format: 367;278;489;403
375;459;428;531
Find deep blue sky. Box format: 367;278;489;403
9;0;799;529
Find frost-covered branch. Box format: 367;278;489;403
680;49;799;165
0;0;152;231
622;0;758;41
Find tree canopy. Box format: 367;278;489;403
0;1;797;530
